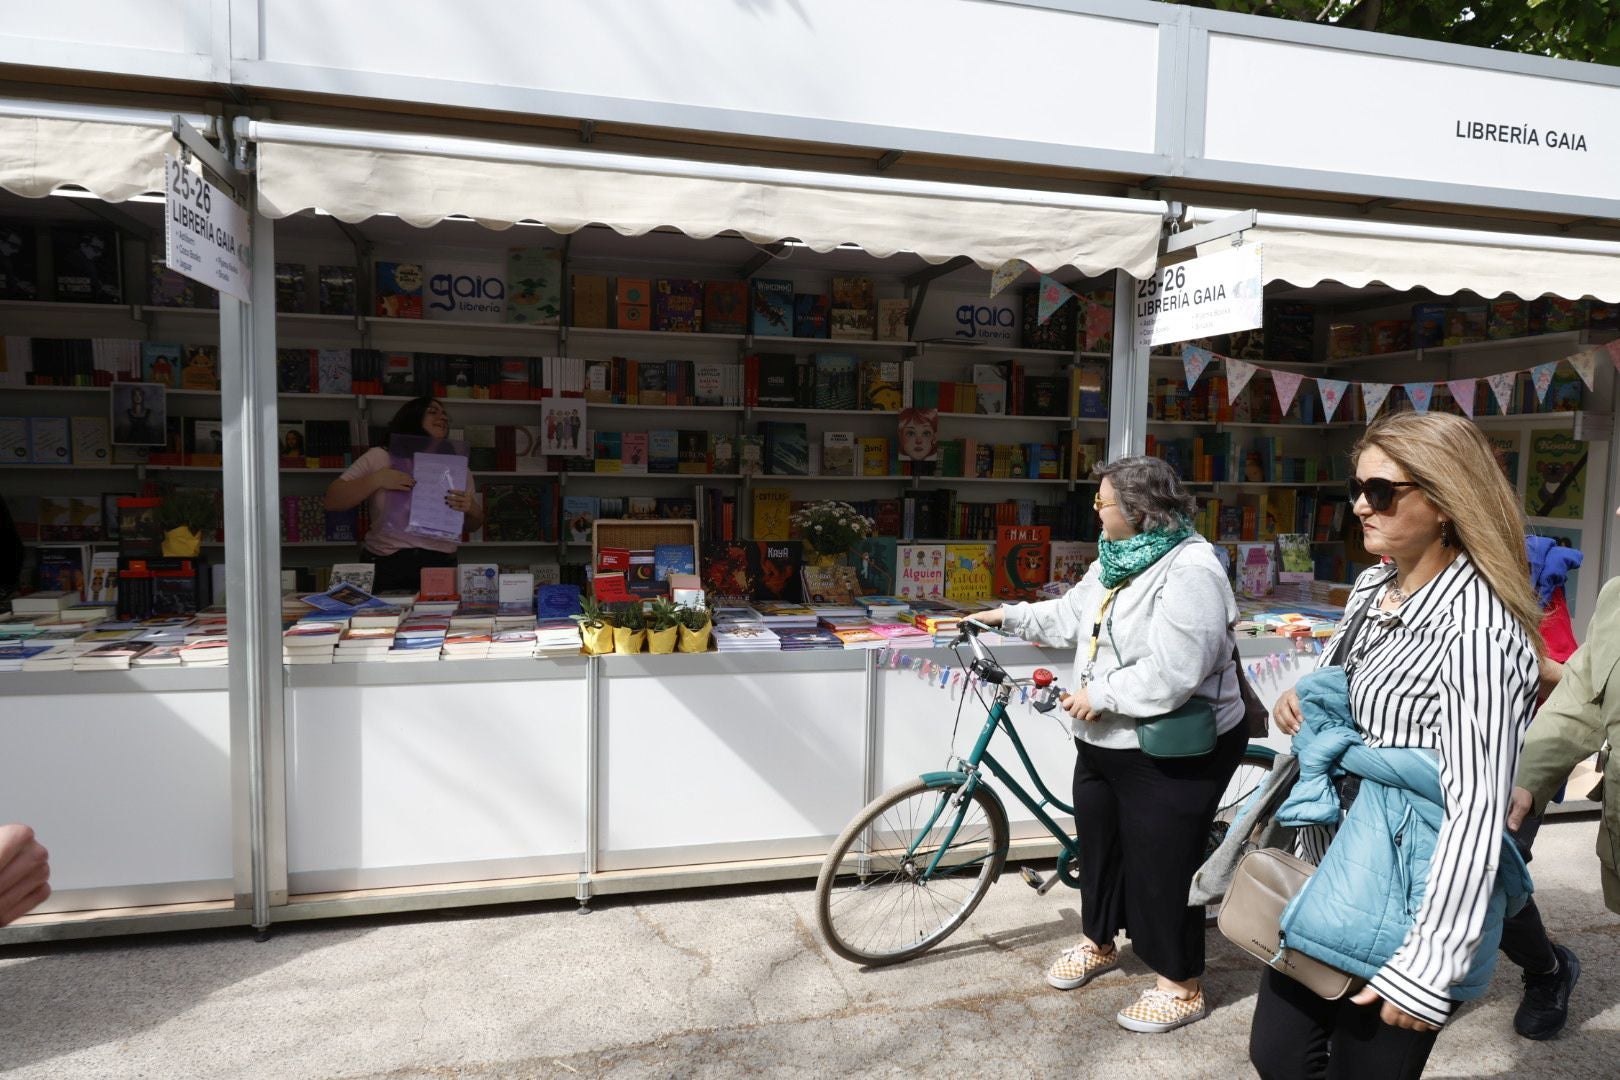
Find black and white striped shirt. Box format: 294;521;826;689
1302;553;1538;1026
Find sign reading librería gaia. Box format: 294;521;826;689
163;154;251;303
1134;243;1263;349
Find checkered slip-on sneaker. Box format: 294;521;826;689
1044;942;1120;990
1115;988;1208;1033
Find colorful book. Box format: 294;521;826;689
897;544;946;600
793;293;830;338
943;542;994;603
750;278;794;336
851;538;898;596
703;280;748;334
505;247;563;324
1048;541;1090;586
752;487;792;540
993;525;1050;601
375;261;424;318
821;432;856;477
141;343;182;388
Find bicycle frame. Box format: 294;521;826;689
906;632;1082;882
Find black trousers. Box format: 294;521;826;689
1250;968;1439;1080
370;547;456;595
1500;813;1559;974
1071;721;1247;981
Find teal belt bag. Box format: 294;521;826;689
1136;699;1217;758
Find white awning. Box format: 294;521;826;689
239;120;1170;278
1190;207;1620;302
0;100;216;202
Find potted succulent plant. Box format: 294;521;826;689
646;597;682;654
676;600;714;653
572;595;615;655
155;488;220;557
611;601;647;654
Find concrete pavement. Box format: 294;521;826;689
2;814;1617;1079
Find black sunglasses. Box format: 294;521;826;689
1347;476;1421;512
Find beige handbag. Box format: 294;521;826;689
1217;848;1364;1001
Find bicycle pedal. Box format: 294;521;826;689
1019;866;1046;891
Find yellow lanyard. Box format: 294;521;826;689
1081;585;1124;686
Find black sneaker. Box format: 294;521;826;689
1514;943;1580;1040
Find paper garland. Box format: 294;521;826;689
1272;370;1305;416
1037;275;1076;325
989;258;1027;300
1440;379;1474;417
1183;345;1215;390
1182;335;1610;426
1530;361;1558;404
1225;358;1259;403
1361;382;1393;422
1403;382;1433;414
1317;379;1349;422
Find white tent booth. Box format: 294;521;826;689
4;0;1620;940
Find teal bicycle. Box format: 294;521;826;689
814;619;1276;965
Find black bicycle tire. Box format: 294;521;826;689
815;776;1009;966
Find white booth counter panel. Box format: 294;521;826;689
283;659;589;893
596;652;868;872
0;671;234;912
877;646;1079;841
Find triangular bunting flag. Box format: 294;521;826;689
1530;361;1558;404
1486;372;1516;414
1226;358;1258;403
1183;346;1215;390
989;258;1027;300
1037;275;1076;325
1272;370;1305;417
1317;379;1349;422
1607;339;1620;373
1572;348;1600;391
1403;382;1434;414
1361;382;1393;423
1446;379;1477;418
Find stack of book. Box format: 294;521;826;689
283;620;346;665
711;609;780;652
73;640;150;670
334;627;397;663
441;630;493;661
752;602;818;631
178;634;229;666
389;617;448;662
534;619;583;657
774;627;844;651
489;628;541;658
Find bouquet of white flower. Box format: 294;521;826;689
790;500;876;558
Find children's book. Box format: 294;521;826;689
897;543;946;600
850;538;898;596
993;525;1051;602
801;564;860;605
752;487;792;540
375;261;424;318
505;247;563;324
1277;534;1314;583
943;542;994;603
1048;541;1091;587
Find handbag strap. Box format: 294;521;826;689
1326;568;1395;669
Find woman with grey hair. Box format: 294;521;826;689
974;455;1246;1034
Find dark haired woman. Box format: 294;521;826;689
974;455;1245;1034
323;396;483;593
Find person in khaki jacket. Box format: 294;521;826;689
1508;569;1620;1042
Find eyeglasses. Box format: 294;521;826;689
1347;476;1421;512
1093;494;1118;511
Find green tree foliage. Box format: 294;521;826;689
1177;1;1620;66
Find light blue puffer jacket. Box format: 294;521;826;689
1275;667;1532;1001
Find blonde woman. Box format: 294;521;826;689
1255;412;1542;1079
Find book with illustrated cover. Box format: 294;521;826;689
813;353;858;410
375;261;424;318
1277;533;1314;583
750;278;794;336
317;349;352;395
506;247;562;324
737;434;764;476
654;544;696;581
943;542;993;603
330;563;377;594
649;429;681;473
794;293;830;338
821;432;856;477
801;564;860;605
53;225;122;303
563;495;600;544
858;358;902;412
141;343;182;388
755;353;800;407
318;265;358;316
179;346;219;391
482;485;548;542
760;421;809;476
703;280;748;334
877;298;910;341
275;262;310;312
1237;541;1275;597
752;487;792;540
973;364;1006;415
851;538;897;596
458;563;500;605
858;436;890;477
620;431;649;475
993;525;1050;601
276;348;312;394
830;275;875;340
1525;429;1585;520
654;278;704;332
753;540;804;602
897;543;946;600
701;541;760;601
677;430;710;474
1048;541;1090;586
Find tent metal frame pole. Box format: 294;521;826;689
1108;269;1150;459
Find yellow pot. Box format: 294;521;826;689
647;626;679;654
580;624;614;655
677;623;712;653
161;525;203;557
613;627;646;654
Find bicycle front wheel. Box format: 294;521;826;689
815;777;1009;966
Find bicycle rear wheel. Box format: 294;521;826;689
816;777;1009;966
1208;748;1279;857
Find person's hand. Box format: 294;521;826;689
1349;986;1437;1032
0;824;51;927
1507;786;1535;832
1061;689;1103;724
444;488;473;512
1274;687;1303;736
971;608;1005;628
374;469;415;492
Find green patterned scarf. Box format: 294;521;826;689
1097;526;1194;588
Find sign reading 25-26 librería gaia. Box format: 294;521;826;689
1135;243;1263;349
164;154;252;304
